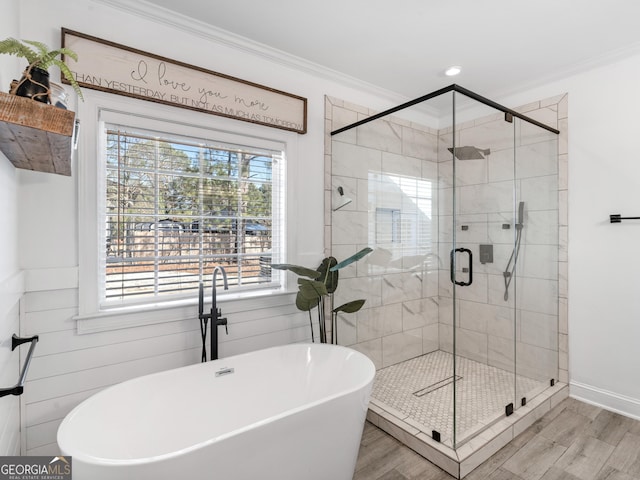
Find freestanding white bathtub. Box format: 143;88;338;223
57;343;375;480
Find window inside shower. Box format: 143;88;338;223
328;87;559;450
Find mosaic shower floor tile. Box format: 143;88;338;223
371;350;546;446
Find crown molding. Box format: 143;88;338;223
91;0;412;107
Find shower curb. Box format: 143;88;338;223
366;383;568;479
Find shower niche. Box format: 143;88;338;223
327;85;568;478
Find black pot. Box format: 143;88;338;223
14;67;50;103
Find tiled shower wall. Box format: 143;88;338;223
325;100;440;369
324;94;569;386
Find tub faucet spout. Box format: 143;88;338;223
210;266;229;361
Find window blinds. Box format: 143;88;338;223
103;127;282;305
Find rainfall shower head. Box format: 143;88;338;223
448;146;491;160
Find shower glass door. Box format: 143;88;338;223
448;91;519;447
513;118;559;410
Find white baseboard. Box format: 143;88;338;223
570;380;640;421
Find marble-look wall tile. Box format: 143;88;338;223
335;275;383;310
516;277;559;316
456;327;488;364
559;225;568;262
422;268;439;298
459;181;514;215
439;158;488;188
440;323;453;353
402;126;437;160
356;302;402;342
439;213;489;244
382;328;423;367
520;175;558;212
519;108;559;140
382;272;423;304
520;310;558;350
403;297;439;330
382;151;422;178
330;105;358;144
459;118;514;154
519;244;559;280
524;210;559;245
487;305;517;340
559;297;568;335
558;117;568;155
458;300;503;334
351;338;382;369
335;312;357;346
516;342;558;382
332;210;369;245
515;141;558;179
331;141;382;179
357;118;403;154
489;335;515;373
455;272;488;304
423;324;439;353
422;158;438;182
487;147;515;183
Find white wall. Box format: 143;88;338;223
0;0;23;456
13;0;413;455
499;52;640;419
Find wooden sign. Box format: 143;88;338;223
61;28;307;134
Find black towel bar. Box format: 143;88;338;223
610;214;640;223
0;334;39;398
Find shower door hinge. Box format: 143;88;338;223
550;379;555;387
505;112;513;123
521;397;527;407
505;403;514;416
432;430;441;443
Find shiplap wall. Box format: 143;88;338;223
22;267;308;455
0;0;21;457
0;273;22;457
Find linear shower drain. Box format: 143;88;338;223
413;375;463;397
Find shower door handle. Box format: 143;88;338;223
450;248;473;286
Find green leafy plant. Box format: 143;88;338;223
0;37;83;100
272;247;372;344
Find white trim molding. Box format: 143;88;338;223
570;380;640;421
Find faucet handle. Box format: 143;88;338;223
218;317;228;334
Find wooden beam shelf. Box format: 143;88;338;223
0;92;75;176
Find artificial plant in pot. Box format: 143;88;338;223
0;37;83;103
272;247;372;344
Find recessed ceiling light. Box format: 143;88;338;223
445;65;462;76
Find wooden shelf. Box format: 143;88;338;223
0;92;75;176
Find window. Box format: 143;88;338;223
100;123;284;309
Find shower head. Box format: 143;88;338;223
333;186;353;211
448;146;491;160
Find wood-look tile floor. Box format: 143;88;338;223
354;397;640;480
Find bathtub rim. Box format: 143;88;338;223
57;343;375;467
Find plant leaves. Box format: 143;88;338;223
317;257;338;293
330;247;373;271
333;299;366;314
298;278;328;299
296;291;320;311
271;263;321;279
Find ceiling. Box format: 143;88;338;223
141;0;640;100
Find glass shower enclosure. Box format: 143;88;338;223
329;85;559;453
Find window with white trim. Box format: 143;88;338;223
100;122;285;309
